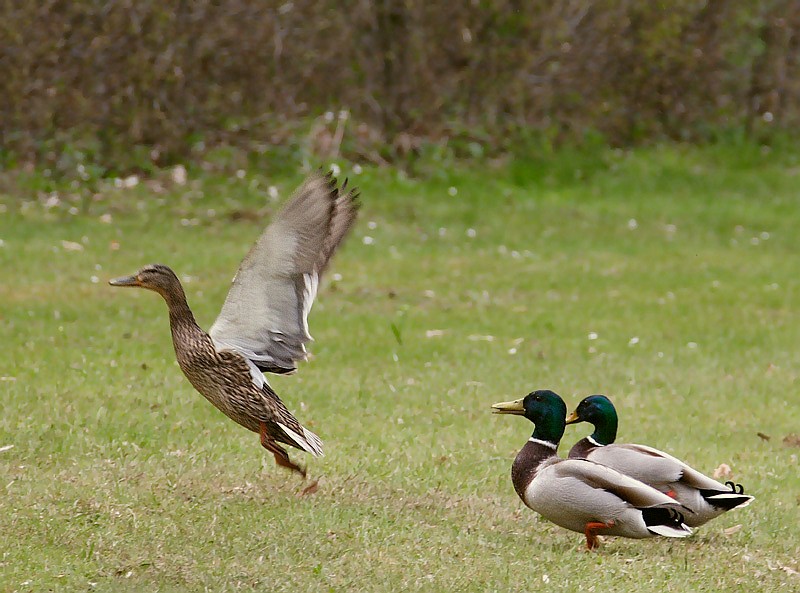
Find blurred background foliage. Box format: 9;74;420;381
1;0;799;174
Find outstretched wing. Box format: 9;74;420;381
209;171;359;374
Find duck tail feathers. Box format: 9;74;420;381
702;491;754;510
277;422;324;457
642;508;693;538
701;481;754;511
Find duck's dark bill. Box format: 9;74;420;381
565;411;580;424
109;275;140;287
491;399;525;414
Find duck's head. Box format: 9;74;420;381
565;394;618;445
109;264;183;300
492;389;568;445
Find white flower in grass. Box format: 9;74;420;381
628;336;639;346
268;185;279;199
588;332;598;340
362;236;374;245
171;165;187;185
466;228;476;238
448;186;458;196
352;164;363;174
329;163;341;177
627;218;638;230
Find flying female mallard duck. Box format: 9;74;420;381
110;172;359;478
566;394;754;527
492;389;692;550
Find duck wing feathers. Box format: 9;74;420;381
587;443;728;491
552;458;683;509
209;172;359;374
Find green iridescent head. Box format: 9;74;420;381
565;394;618;445
492;389;568;445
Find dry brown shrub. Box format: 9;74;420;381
1;0;798;166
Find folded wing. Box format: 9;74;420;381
209;171;359;374
587;443;685;487
615;443;735;491
556;458;684;509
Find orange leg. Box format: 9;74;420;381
584;520;616;550
259;422;307;478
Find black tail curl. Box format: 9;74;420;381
725;480;745;494
641;507;687;529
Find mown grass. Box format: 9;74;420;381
1;144;799;592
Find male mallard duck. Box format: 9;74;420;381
492;389;692;550
566;395;754;527
110;172;359;478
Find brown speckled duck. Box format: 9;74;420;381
110;172;359;478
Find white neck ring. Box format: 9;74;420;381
528;437;558;450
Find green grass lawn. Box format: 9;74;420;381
1;144;799;592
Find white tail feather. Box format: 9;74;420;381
706;493;754;508
647;523;692;538
277;422;324;457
